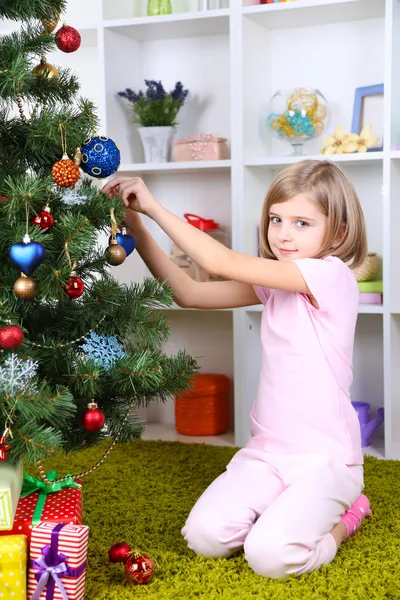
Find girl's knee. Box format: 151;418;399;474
244;534;291;579
181;517;234;559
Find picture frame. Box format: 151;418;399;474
351;84;384;152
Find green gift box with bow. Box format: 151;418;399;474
0;470;82;541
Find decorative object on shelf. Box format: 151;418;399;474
32;58;59;80
0;461;23;530
358;280;383;294
172;134;230;162
359;293;382;305
175;373;231;436
170;214;228;282
118;80;188;163
80;136;121;178
147;0;172;15
352;84;384;152
55;24;81;53
358;279;383;305
266;87;329;155
353;252;381;282
352;401;384;447
0;535;27;598
0;324;24;350
202;0;229;8
321;125;379;155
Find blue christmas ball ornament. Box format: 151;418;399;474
9;235;46;276
109;228;136;257
80;136;121;179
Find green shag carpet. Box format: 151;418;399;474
45;440;400;600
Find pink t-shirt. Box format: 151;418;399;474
248;256;363;465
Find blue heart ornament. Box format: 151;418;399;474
108;232;136;257
117;232;135;257
9;240;46;276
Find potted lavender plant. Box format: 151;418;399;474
118;80;189;163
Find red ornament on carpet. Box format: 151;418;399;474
82;402;105;431
0;324;24;350
65;273;84;299
124;552;155;585
55;24;81;53
31;205;55;231
108;542;131;564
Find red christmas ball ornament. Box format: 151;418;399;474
65;272;84;299
82;401;105;431
124;552;155;585
0;325;24;350
31;205;55;231
55;24;81;53
108;542;131;564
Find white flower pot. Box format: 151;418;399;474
138;126;175;163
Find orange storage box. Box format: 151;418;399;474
175;373;231;436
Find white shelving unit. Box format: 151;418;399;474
3;0;399;457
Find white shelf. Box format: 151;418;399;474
103;9;230;41
41;0;400;458
244;152;384;169
246;304;383;314
242;0;384;29
119;160;231;174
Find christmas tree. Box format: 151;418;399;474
0;0;197;473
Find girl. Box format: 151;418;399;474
102;160;372;579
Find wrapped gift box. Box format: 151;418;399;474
0;534;27;599
0;460;23;530
0;473;82;542
28;522;89;600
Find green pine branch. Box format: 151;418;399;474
0;0;66;21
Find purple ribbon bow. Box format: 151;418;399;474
30;523;86;600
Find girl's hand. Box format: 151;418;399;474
102;176;157;216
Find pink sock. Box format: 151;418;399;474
340;494;372;539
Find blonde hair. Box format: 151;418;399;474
259;160;367;269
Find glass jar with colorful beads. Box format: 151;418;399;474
266;87;329;155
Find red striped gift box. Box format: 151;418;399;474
27;522;89;600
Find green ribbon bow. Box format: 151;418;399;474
21;471;81;527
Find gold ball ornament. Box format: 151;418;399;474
52;153;81;188
32;59;59;80
13;275;37;300
73;146;82;166
106;239;126;266
41;12;60;33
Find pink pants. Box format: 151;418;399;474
182;448;364;579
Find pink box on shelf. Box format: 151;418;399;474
359;293;382;304
27;522;89;600
172;134;230;162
